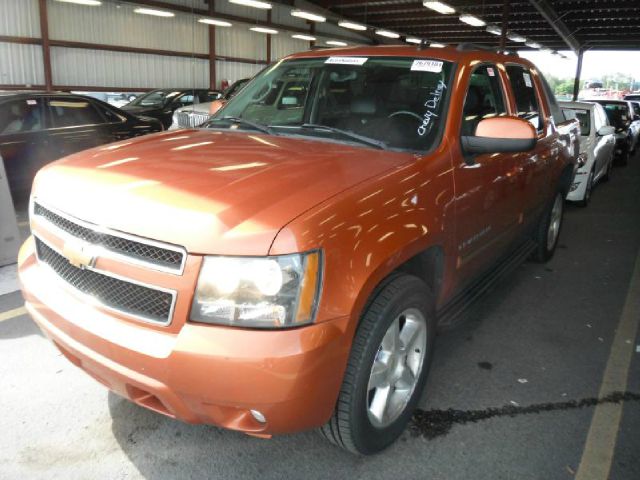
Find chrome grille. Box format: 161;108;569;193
177;111;211;128
33;203;185;273
35;238;174;324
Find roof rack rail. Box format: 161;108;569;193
456;43;494;52
456;43;520;56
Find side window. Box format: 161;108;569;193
506;65;542;132
176;93;196;106
48;98;105;128
0;98;45;134
203;91;221;102
461;64;507;136
94;102;124;123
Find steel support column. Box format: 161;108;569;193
499;0;510;51
208;0;217;90
573;48;584;101
528;0;581;52
38;0;52;91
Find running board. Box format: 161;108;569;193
436;240;537;330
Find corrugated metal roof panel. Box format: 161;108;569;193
48;1;209;54
0;42;44;85
0;0;40;37
51;47;209;88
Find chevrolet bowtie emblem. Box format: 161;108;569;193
62;239;96;269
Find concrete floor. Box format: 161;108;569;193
1;156;639;480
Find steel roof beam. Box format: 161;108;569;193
527;0;580;51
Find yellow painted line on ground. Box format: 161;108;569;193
575;247;640;480
0;306;28;322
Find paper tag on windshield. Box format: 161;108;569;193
411;60;443;72
523;72;533;88
26;99;37;105
325;57;368;66
487;67;495;77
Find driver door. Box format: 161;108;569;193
452;64;522;286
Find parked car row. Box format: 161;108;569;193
0;91;163;198
0;85;250;200
559;97;640;206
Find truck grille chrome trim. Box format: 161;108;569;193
177;111;211;128
33;202;186;275
35;236;176;325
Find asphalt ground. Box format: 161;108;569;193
1;153;639;480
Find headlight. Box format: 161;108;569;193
190;251;322;328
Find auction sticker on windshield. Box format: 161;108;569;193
325;57;368;65
411;60;443;73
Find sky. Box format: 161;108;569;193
519;50;640;82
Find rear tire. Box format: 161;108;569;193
532;191;564;263
319;274;435;455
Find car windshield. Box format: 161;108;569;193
225;79;249;99
599;102;630;129
204;56;454;151
563;108;590;136
128;90;181;107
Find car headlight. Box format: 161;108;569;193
190;251;322;328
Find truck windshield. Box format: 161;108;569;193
204;56;454;151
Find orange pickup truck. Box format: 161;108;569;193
18;45;579;455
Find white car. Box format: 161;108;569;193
560;101;616;206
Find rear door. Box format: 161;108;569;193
0;97;49;195
453;63;520;283
505;64;556;227
45;96;113;158
593;103;615;177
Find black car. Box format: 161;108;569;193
121;89;222;129
624;93;640;102
0;91;162;198
223;78;250;100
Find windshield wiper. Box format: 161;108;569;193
291;123;387;150
207;116;274;135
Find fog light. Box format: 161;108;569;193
250;409;266;423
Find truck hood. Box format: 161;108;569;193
33;129;413;255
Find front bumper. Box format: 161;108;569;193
18;237;351;435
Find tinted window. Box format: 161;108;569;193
631;102;640;117
461;64;507;136
599;102;630;129
562;108;590;136
48;98;105;127
95;102;124;123
202;91;221;102
0;98;45;134
506;65;542;131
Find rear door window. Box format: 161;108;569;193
461;64;507;136
506;65;542;132
563;108;590;136
0;98;45;134
47;98;106;128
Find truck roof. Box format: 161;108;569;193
286;44;537;70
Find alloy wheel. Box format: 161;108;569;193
547;194;563;251
366;308;427;428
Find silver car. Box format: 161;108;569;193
560;101;616;206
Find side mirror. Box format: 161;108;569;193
461;116;537;155
597;125;615;136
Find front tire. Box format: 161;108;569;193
320;274;435;455
532;191;564;263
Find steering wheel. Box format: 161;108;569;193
388;111;423;121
